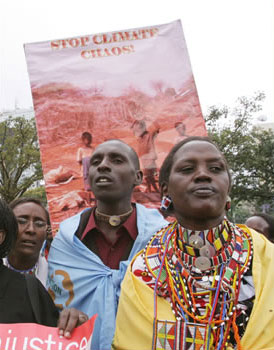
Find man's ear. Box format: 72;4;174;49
0;230;6;245
161;182;169;197
134;170;143;186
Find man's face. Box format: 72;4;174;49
89;141;141;203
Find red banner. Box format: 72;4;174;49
0;315;96;350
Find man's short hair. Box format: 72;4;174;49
102;139;140;171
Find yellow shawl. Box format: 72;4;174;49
112;226;274;350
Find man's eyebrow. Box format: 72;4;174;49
90;152;127;162
90;153;102;161
109;152;127;159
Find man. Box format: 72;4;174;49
245;213;274;243
47;139;167;350
132;119;160;193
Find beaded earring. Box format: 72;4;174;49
225;196;231;211
160;195;172;211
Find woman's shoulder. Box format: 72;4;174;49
0;263;26;284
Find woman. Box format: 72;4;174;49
113;137;274;350
4;197;50;286
0;198;87;336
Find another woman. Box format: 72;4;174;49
113;137;274;350
4;197;50;286
0;198;87;335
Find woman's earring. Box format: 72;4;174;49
225;196;231;211
160;195;172;211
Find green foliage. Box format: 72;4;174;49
205;92;274;221
24;186;47;206
0;117;43;203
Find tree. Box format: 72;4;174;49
0;117;43;203
24;186;47;206
205;92;274;221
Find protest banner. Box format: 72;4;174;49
0;315;96;350
24;20;206;231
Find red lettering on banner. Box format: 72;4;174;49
111;47;122;56
92;28;159;45
51;37;90;50
61;40;68;49
149;28;159;37
52;28;158;51
81;45;135;59
69;38;80;48
93;35;102;45
51;41;61;50
80;37;90;46
123;45;135;54
102;34;112;44
103;48;112;57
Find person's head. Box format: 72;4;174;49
132;120;147;137
81;132;92;146
159;136;232;229
175;122;186;136
89;139;143;207
9;197;49;263
245;213;274;242
0;199;18;259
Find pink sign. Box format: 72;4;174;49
0;315;97;350
24;20;206;231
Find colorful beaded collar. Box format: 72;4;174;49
141;219;253;349
6;259;38;275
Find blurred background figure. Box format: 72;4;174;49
174;121;189;143
245;213;274;243
132;119;159;193
4;197;50;286
76;131;94;191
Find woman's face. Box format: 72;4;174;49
12;202;48;260
165;141;230;229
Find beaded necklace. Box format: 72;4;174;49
141;219;253;350
6;258;38;276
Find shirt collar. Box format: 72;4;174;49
81;205;138;241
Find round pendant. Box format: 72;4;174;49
195;256;211;271
189;235;204;248
200;244;216;258
109;215;121;226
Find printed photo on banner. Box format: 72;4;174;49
24;20;206;231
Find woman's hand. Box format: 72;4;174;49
58;308;88;338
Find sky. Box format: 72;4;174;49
0;0;273;122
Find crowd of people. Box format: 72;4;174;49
1;136;274;350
